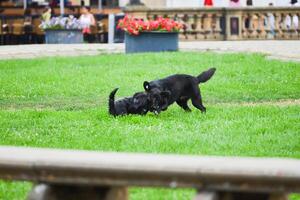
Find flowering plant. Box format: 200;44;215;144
117;15;183;35
40;15;82;30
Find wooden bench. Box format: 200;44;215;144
0;146;299;200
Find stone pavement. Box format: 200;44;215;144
0;40;299;62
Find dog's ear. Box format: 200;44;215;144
143;81;151;91
160;90;171;99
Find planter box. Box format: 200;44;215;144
125;32;178;53
45;29;83;44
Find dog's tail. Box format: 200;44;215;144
197;68;216;83
109;88;118;116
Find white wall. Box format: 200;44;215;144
247;0;299;7
166;0;200;7
214;0;231;7
119;0;167;8
166;0;246;7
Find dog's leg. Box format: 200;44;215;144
191;86;206;113
176;99;191;112
191;97;206;113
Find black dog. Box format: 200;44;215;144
109;88;150;117
147;88;171;115
143;68;216;114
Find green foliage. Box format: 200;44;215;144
0;52;299;199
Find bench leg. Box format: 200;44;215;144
194;190;288;200
27;183;128;200
193;191;218;200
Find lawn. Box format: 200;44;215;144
0;52;299;200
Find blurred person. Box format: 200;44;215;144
244;0;252;29
267;3;276;37
50;0;69;7
291;0;298;5
229;0;241;7
204;0;213;7
24;8;33;43
79;6;96;43
292;14;299;30
42;7;52;22
285;13;292;29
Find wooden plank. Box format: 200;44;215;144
0;146;299;193
194;191;288;200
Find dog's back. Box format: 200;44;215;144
109;88;150;117
147;68;216;89
144;68;216;93
143;68;216;113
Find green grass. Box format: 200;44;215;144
1;105;299;156
1;52;299;107
0;52;299;200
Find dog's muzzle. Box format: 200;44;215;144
153;106;161;115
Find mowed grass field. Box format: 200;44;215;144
0;52;299;200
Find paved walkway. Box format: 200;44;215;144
0;40;299;62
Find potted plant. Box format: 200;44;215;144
117;15;183;53
40;16;83;44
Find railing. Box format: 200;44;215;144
0;146;300;200
124;7;300;40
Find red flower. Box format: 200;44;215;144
117;15;183;36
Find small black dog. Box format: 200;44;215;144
109;88;150;117
143;68;216;114
147;88;171;114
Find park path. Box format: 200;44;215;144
0;40;300;62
